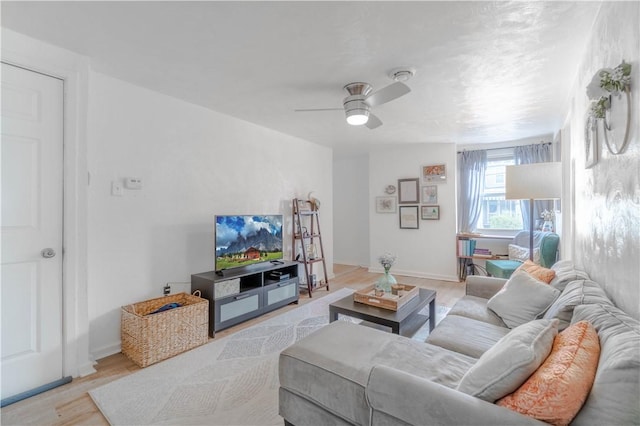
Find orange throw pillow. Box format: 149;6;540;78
517;259;556;284
497;320;600;426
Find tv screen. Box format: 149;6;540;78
215;215;283;272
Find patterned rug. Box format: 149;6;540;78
90;288;450;425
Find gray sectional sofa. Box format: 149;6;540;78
278;260;640;425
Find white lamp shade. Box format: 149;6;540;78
505;162;562;200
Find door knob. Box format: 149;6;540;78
41;248;56;258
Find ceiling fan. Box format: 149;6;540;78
295;68;415;129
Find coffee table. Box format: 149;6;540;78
329;288;436;337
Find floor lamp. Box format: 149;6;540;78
505;163;562;261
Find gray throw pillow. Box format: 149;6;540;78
487;271;560;328
457;319;559;402
543;279;613;330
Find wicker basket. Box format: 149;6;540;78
121;292;209;367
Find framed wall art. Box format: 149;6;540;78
422;185;437;204
398;178;420;204
375;196;397;213
422;164;446;183
421;205;440;220
399;206;419;229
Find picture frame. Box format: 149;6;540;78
422;185;438;204
375;196;397;213
422;164;446;183
421;205;440;220
399;205;419;229
398;178;420;204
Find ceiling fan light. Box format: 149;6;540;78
346;109;369;125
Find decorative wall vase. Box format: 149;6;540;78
585;60;632;161
375;270;397;293
603;87;631;155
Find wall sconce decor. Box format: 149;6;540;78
585;60;632;161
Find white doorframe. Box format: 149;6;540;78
1;29;94;377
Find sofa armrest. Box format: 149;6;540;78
465;275;507;299
366;365;546;426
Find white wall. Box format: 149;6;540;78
368;144;458;281
333;155;369;266
87;71;333;357
567;2;639;319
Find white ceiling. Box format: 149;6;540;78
1;1;601;156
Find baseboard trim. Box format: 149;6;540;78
91;342;121;362
76;360;97;377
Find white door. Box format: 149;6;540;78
1;63;64;400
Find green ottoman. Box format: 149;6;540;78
485;259;523;279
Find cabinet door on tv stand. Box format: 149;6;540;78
264;278;299;309
214;287;262;332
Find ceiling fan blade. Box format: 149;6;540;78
366;81;410;107
365;113;383;129
294;108;343;112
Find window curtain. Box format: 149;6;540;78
514;143;554;230
457;149;487;232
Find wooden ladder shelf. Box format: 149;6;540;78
292;198;329;297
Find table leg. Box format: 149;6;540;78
429;299;436;332
391;323;400;334
329;309;338;323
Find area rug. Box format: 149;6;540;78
90;288;450;425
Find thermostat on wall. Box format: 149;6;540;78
124;177;142;190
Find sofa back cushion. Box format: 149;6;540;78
487;272;560;328
570;304;640;426
456;319;559;402
549;260;590;292
543;279;613;330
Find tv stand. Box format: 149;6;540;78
191;260;299;337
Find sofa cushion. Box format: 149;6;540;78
487;272;560;328
497;321;600;426
279;321;476;426
543;279;612;330
570;304;640;426
457;319;559;402
549;260;590;292
426;314;510;358
516;259;556;283
448;295;508;327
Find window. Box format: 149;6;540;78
476;149;523;231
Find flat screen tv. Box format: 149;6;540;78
215;214;283;272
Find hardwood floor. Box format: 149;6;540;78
1;265;464;425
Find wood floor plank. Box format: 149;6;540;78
1;265;464;425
